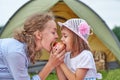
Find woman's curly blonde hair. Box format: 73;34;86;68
14;11;55;63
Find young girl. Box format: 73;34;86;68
56;18;102;80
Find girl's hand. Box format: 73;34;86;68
49;48;66;68
39;49;65;80
48;42;66;68
39;42;66;80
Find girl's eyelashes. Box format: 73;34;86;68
61;35;67;38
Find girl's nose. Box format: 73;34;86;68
61;37;64;41
55;33;58;39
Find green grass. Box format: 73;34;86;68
99;68;120;80
30;68;120;80
46;72;58;80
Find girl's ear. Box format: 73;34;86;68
34;30;42;40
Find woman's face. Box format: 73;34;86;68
40;20;58;52
61;27;74;52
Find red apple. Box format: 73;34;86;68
53;42;66;51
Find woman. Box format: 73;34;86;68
0;11;65;80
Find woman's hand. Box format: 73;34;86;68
39;49;65;80
49;42;66;67
49;48;66;68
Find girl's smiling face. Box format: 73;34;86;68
61;27;74;52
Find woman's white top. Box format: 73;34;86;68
0;38;41;80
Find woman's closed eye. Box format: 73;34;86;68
51;31;57;35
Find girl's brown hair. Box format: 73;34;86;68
14;11;55;63
73;32;90;53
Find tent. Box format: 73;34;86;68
0;0;120;70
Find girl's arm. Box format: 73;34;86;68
60;62;88;80
56;66;67;80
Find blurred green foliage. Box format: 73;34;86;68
112;26;120;42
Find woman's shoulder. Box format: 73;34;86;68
1;38;20;44
1;38;24;47
1;38;26;55
0;38;23;46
